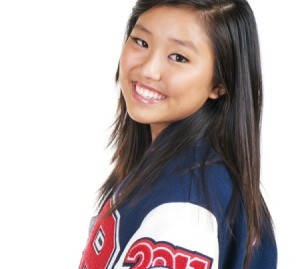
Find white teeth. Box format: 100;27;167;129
136;84;166;100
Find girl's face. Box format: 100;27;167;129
119;6;220;140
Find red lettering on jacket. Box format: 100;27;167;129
124;238;213;269
79;200;119;269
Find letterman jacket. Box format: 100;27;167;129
79;139;277;269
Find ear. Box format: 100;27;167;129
209;84;226;100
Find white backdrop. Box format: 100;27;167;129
0;1;299;268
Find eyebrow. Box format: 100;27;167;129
168;38;198;53
133;23;198;53
134;23;152;35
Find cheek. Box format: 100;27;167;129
169;71;213;99
119;46;140;79
166;68;214;115
119;49;129;80
170;60;213;87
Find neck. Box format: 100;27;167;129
150;123;169;141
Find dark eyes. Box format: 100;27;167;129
169;54;188;63
130;36;148;48
129;35;189;63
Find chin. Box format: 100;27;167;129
127;111;151;125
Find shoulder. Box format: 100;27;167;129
115;201;219;269
117;140;277;268
115;140;235;269
151;139;234;220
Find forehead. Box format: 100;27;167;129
133;6;210;47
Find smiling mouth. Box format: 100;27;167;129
133;82;167;101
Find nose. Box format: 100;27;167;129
140;52;162;81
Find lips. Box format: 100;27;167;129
133;82;166;103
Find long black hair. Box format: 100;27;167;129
99;0;274;268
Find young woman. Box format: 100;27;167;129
79;0;277;268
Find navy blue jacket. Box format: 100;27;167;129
79;140;277;268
